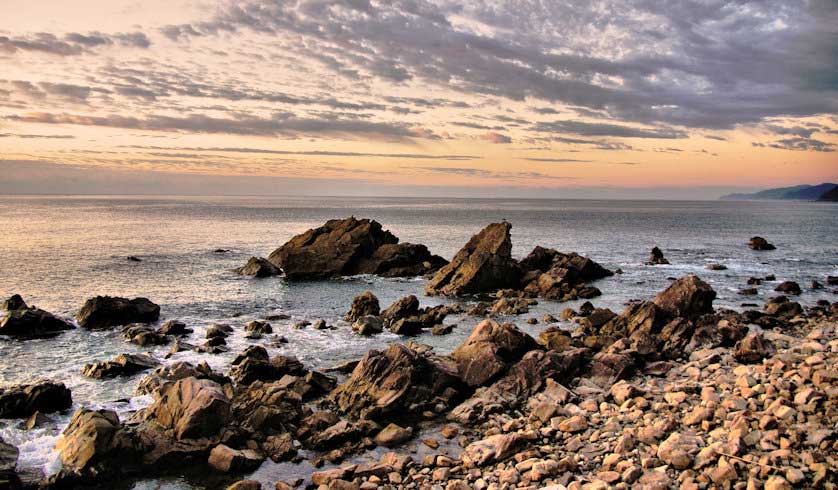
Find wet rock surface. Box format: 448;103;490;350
0;295;74;338
76;296;160;330
0;381;72;418
235;257;281;278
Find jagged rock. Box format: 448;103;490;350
431;324;453;336
0;437;18;489
734;332;776;363
158;320;191;336
538;327;573;352
652;275;716;319
748;236;776;250
645;246;670;265
208;444;264;473
331;343;463;420
519;247;612;301
76;296;160;330
231;382;304;435
0;381;72;418
388;317;424;336
136;362;230;395
374;423;413;447
147;377;230;440
244;321;272;334
123;324;170;346
228;481;261;490
450;319;538;387
426;222;521;296
263;433;296;462
381;295;420;326
0;303;74;338
82;353;160;379
352;316;383;336
345;291;380;322
228;355;305;386
55;409;138;477
775;281;801;295
235;257;281;278
489;297;534;315
267;217;444;280
764;297;803;318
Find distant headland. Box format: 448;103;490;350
720;183;838;202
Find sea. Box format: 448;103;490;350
0;195;836;489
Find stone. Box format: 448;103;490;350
774;281;801;295
0;304;74;338
0;437;19;486
450;319;538;387
733;332;776;364
557;415;587;433
748;236;776;250
389;317;425;336
235;257;281;278
55;409;137;476
0;381;72;418
657;433;701;469
208;444;264;473
652;275;716;319
374;423;413;447
646;246;670;265
381;295;420;325
147;377;230;440
76;296;160;330
345;291;380;322
764;476;792;490
462;433;524;466
425;222;522;296
82;353;159;379
228;481;262;490
158;320;191;336
352;315;383;335
244;321;273;334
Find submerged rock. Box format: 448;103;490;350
352;315;383;336
82;353;160;379
0;303;74;338
235;257;281;278
775;281;802;295
76;296;160;330
267;217;445;280
426;222;521;296
0;381;72;418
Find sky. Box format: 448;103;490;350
1;0;836;199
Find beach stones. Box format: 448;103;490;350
234;257;281;278
426;222;522;296
0;381;72;418
734;332;776;364
267;217;445;280
76;296;160;330
775;281;802;295
374;423;413;447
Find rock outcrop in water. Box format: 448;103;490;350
267;217;447;280
0;295;74;338
76;296;160;329
748;236;776;250
0;381;72;418
235;257;281;278
344;291;380;322
82;353;160;379
0;437;19;489
645;246;670;265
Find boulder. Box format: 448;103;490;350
244;321;272;334
345;291;380;322
55;409;138;477
388;317;424;336
0;381;72;418
519;248;612;301
748;236;776;250
645;247;670;265
208;444;264;473
76;296;160;330
733;332;776;364
374;423;413;447
450;320;538;387
0;304;74;338
123;324;170;346
462;433;525;466
235;257;281;278
774;281;802;295
652;275;716;319
352;316;383;336
2;294;27;311
136;362;230;396
381;295;420;326
425;222;521;296
228;481;262;490
147;377;231;440
0;437;18;489
330;343;463;420
158;320;191;336
228;355;305;386
263;433;296;462
82;353;160;379
267;217;444;280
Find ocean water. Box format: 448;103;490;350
0;195;836;488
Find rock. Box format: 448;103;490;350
489;297;533;315
331;343;463;420
244;321;273;334
557;415;587;433
748;236;776;250
76;296;160;330
0;382;72;418
520;249;612;301
267;217;444;280
388;317;424;336
733;332;776;363
0;303;74;338
2;294;27;311
381;295;420;326
24;411;51;430
538;327;573;352
263;433;296;462
0;437;19;487
228;355;305;386
462;433;524;466
374;423;413;447
646;247;670;265
82;353;159;379
450;319;538;387
208;444;264;473
235;257;281;278
652;275;716;319
738;288;758;296
123;324;170;346
228;481;262;490
827;276;838;286
136;361;229;395
55;409;137;476
345;291;380;322
425;222;522;296
774;281;801;295
313;319;329;330
431;324;453;336
656;433;701;469
352;316;383;336
705;263;727;271
147;377;231;440
764;476;792;490
158;320;191;336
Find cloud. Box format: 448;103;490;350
121;145;479;160
521;158;591;163
480;132;512;144
409;166;574;182
0;31;150;56
534;121;687;139
754;137;836;152
0;133;74;139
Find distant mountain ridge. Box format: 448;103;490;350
721;183;837;201
819;186;838;202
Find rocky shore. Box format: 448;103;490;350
0;218;836;490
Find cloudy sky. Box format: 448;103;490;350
1;0;836;198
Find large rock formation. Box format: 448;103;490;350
330;344;463;420
345;291;380;322
55;409;140;479
519;247;613;301
652;275;717;319
426;222;521;296
267;217;446;280
76;296;160;330
0;304;75;338
82;354;160;379
0;381;72;418
645;246;670;265
450;320;538;387
147;377;231;441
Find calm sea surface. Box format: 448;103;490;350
1;195;836;487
